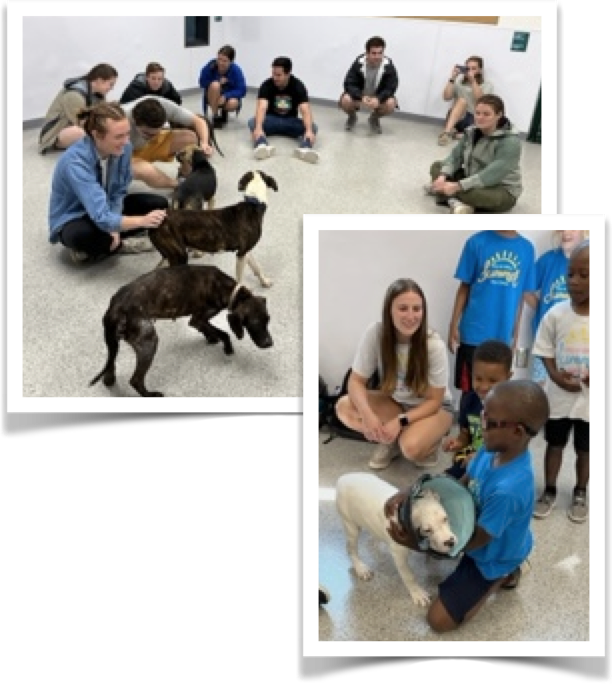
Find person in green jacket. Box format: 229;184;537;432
425;94;523;214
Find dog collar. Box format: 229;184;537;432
228;283;245;310
244;196;266;206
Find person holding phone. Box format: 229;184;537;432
438;56;493;146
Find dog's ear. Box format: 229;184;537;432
192;148;207;167
258;171;278;192
227;312;244;339
237;171;255;192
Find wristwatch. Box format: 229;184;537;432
398;413;410;428
449;78;455;83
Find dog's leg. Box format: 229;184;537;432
389;544;431;606
189;315;234;355
207;196;215;210
340;519;374;581
235;255;246;285
246;252;272;288
125;319;164;397
90;315;120;388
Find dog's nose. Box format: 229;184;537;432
444;538;456;548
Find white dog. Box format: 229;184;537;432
336;472;457;606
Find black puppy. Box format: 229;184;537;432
173;145;217;210
90;265;273;397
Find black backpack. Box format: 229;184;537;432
319;368;379;444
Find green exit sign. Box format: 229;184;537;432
511;31;530;52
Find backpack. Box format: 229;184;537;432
319;368;380;444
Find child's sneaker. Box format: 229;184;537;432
368;442;400;470
568;490;588;523
448;198;475;214
533;490;556;518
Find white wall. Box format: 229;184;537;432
318;229;554;403
22;16;542;132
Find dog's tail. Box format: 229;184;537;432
198;114;224;157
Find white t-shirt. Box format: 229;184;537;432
532;300;589;421
352;321;452;407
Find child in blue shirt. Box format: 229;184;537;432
444;339;513;479
386;379;550;632
448;231;536;397
525;230;587;385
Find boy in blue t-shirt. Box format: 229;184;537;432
444;339;513;479
448;231;536;396
524;230;586;385
386;379;549;632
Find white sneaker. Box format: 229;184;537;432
368;442;400;470
448;198;475;214
254;143;275;160
120;236;154;254
294;147;319;164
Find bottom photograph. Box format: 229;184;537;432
304;218;604;655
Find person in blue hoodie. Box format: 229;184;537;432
48;101;168;264
38;63;118;154
198;45;246;128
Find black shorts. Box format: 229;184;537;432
545;418;589;452
438;554;508;625
454;343;476;391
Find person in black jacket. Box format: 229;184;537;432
120;62;182;106
339;36;399;134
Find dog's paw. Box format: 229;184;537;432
354;562;373;581
260;277;273;288
409;586;431;607
103;374;116;387
223;345;235;356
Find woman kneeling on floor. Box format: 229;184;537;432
48;101;168;264
425;94;523;215
335;278;453;469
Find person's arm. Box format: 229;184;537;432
542;357;582;393
377;63;398;103
299;102;316;143
60;91;88;126
448;282;470;352
510;294;526;351
523;291;539;310
198;62;215;90
462;524;493;552
343;60;363;100
252;97;269;140
459;136;521;191
119;80;143;105
189;114;213;155
346;371;392;443
443;427;471;452
223;64;247;100
165;81;182;105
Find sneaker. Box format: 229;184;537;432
415;440;441;468
368;442;400;470
438;131;452;146
213;116;224;129
294;146;319;164
533;491;556;518
368;113;382;134
319;584;330;605
69;248;89;263
254;143;275;160
345;112;357;131
568;490;588;523
120;235;154;254
448;198;475;214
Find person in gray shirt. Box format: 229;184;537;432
339;36;399;134
121;96;213;190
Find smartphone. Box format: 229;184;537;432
456;65;468;74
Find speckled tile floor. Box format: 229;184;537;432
319;428;589;641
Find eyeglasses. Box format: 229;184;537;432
480;411;537;437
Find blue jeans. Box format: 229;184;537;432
248;115;318;145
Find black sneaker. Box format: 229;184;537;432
213;116;224;129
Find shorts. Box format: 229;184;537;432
455;111;475;133
545;418;589;452
454;343;476;391
132;130;175;163
438;553;509;625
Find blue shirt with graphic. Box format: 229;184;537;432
466;448;534;580
455;231;536;346
532;247;569;337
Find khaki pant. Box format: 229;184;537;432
430;161;517;213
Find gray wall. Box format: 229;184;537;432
318;229;554;403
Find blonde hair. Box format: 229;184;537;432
76;101;126;137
